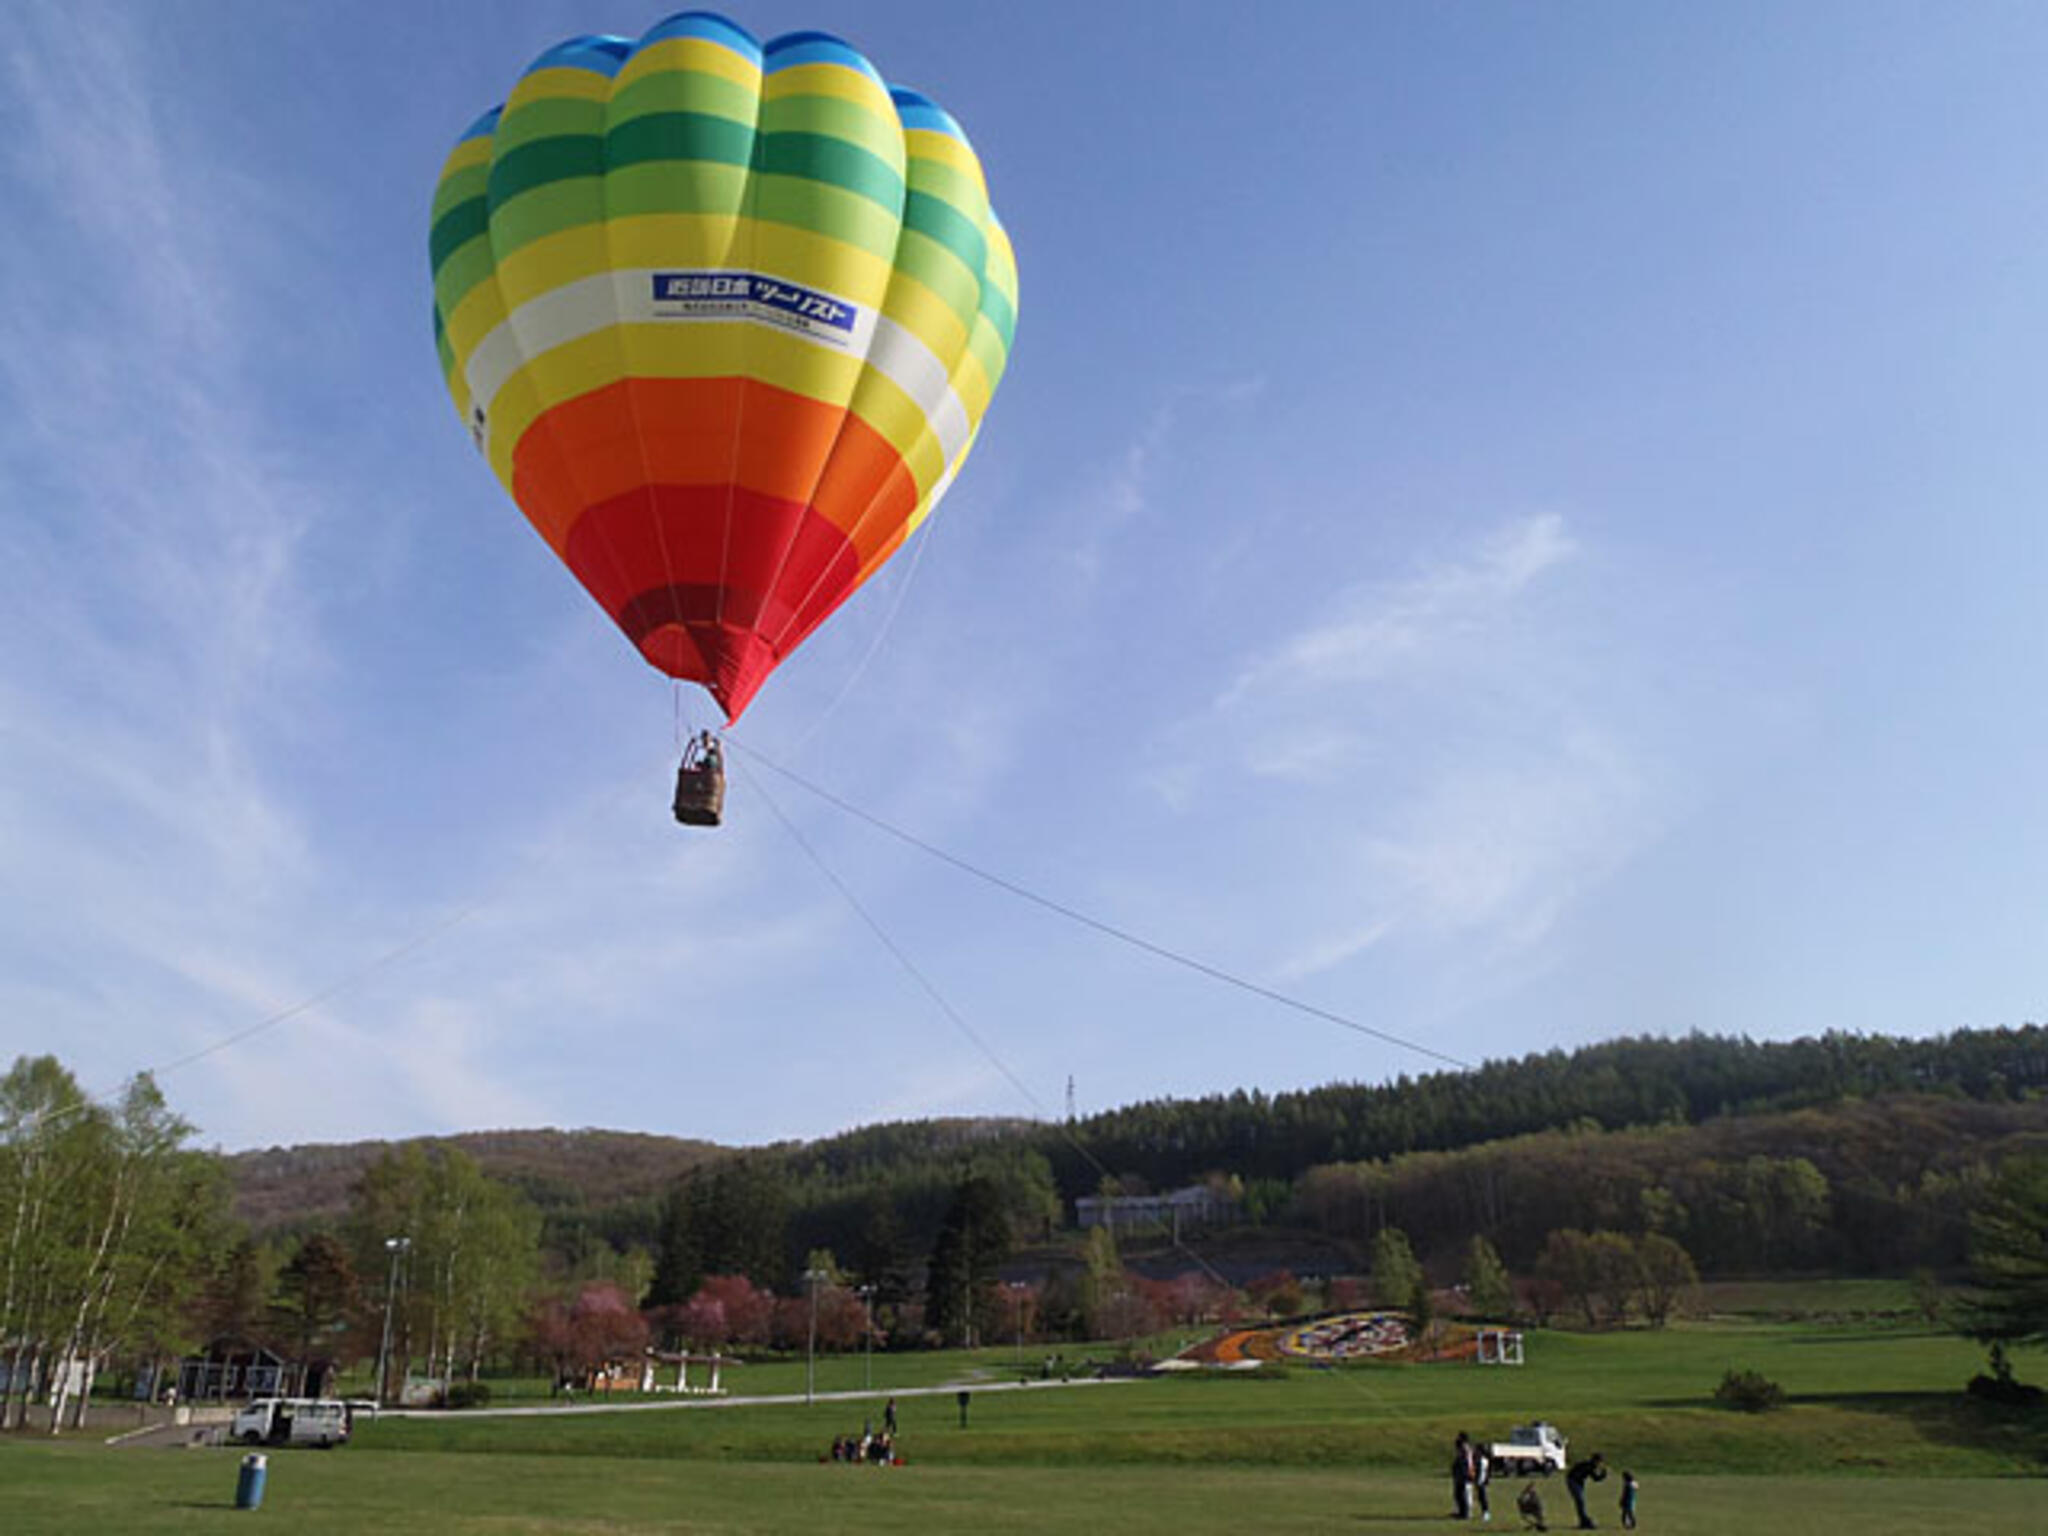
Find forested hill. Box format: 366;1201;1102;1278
227;1026;2046;1239
1030;1025;2048;1196
227;1127;724;1234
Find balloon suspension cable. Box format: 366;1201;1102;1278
51;753;660;1138
739;753;1418;1416
729;741;1472;1073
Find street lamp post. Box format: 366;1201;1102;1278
1007;1281;1027;1369
375;1236;411;1406
856;1284;876;1393
803;1268;828;1405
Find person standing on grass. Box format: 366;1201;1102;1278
884;1396;897;1436
1618;1470;1639;1529
1566;1451;1607;1529
1451;1431;1476;1518
1473;1440;1493;1522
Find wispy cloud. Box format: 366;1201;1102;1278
1060;376;1267;587
1273;726;1650;980
1145;511;1660;986
1220;511;1575;715
0;11;351;1130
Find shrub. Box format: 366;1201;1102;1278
1966;1344;2044;1406
1713;1367;1784;1412
444;1380;493;1410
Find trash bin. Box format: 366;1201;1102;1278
235;1452;268;1511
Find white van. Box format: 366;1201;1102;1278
230;1397;352;1448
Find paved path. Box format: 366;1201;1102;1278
109;1373;1139;1443
377;1373;1137;1421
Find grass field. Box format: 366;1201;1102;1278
3;1449;2042;1535
6;1306;2041;1534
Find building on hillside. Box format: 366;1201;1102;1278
1075;1184;1237;1236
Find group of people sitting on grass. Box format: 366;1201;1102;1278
826;1429;899;1465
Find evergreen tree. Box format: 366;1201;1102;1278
926;1174;1011;1346
1962;1152;2048;1345
647;1156;791;1305
271;1232;360;1362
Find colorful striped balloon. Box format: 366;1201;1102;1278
430;11;1017;721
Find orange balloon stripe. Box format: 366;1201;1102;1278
503;378;925;715
510;379;916;561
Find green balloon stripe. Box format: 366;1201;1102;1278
905;158;987;225
609;69;757;130
747;173;900;260
432;229;498;319
978;270;1018;354
888;228;981;333
901;191;987;290
605;110;754;175
481;130;913;268
600;160;749;221
431;158;490;225
752;131;903;216
484;125;909;236
757;92;903;172
489;95;608;154
430;195;491;276
488;135;607;214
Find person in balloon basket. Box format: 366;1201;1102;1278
1565;1451;1607;1529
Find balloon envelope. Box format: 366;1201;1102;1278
431;11;1017;720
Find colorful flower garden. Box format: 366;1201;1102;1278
1177;1312;1482;1366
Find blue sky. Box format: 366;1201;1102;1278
4;3;2045;1153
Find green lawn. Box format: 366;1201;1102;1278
7;1310;2042;1534
1;1448;2040;1536
361;1321;2045;1478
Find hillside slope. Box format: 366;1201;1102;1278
226;1127;725;1234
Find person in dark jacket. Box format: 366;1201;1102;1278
1565;1452;1608;1529
1450;1431;1477;1518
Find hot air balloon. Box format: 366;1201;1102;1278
429;11;1017;818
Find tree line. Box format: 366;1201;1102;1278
6;1024;2048;1422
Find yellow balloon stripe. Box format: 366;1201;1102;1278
617;35;762;93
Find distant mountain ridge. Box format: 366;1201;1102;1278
225;1127;725;1234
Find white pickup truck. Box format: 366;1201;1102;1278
1486;1421;1567;1477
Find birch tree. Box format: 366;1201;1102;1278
0;1058;219;1432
